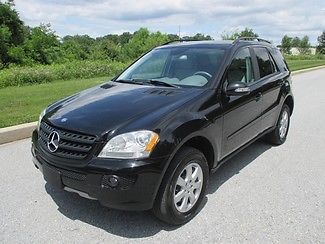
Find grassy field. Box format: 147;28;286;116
0;76;109;128
287;59;325;71
0;59;324;128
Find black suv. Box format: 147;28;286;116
32;38;294;225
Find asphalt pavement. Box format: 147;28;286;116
0;69;324;243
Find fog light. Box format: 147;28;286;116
102;175;119;188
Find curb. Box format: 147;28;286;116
0;66;324;145
291;65;325;75
0;122;37;145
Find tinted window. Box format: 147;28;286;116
132;51;168;79
118;47;226;87
271;48;289;71
254;47;275;78
227;48;254;84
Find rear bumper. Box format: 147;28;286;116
32;134;169;211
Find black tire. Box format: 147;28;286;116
265;104;291;145
153;146;209;225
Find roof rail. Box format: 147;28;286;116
162;39;207;46
233;37;272;44
162;39;181;45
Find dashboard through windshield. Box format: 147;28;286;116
116;46;226;88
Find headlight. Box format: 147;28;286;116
98;130;159;159
37;108;46;131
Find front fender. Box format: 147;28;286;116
151;113;217;202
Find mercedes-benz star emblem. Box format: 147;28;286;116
47;131;60;152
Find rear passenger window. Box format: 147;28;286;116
254;47;275;78
271;49;289;71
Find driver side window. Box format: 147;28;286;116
227;48;254;84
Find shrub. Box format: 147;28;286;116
0;60;126;88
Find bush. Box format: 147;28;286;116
0;60;126;88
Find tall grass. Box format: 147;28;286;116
0;61;126;88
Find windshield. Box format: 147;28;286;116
116;46;226;88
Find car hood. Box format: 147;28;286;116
44;81;202;137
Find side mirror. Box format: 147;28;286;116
225;82;250;96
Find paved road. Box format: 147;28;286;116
1;69;325;243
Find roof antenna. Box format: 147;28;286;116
178;25;181;39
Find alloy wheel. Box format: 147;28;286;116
279;110;289;139
173;162;203;213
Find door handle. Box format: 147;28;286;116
255;92;262;101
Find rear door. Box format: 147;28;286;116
221;47;263;157
252;47;283;131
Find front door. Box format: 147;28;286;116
221;47;263;157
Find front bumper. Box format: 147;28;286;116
32;133;169;211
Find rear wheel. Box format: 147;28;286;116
265;104;290;145
153;147;209;225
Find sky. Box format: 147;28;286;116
14;0;325;45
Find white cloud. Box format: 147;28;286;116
14;0;325;45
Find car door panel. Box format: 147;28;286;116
253;47;284;131
220;47;262;158
260;75;283;130
222;82;263;156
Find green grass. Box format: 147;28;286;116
287;59;325;71
0;59;325;128
0;76;109;128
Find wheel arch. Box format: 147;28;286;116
152;133;216;213
284;95;294;115
161;132;217;177
182;136;215;171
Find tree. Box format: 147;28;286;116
90;40;120;61
317;31;325;54
0;25;11;66
24;24;61;64
61;35;95;60
281;35;292;54
8;45;29;65
61;40;87;61
298;35;311;55
240;28;258;38
0;2;27;65
96;32;132;46
0;2;26;45
221;27;258;40
119;32;132;45
167;34;179;41
291;37;300;47
182;33;212;41
122;28;169;61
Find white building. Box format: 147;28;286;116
290;47;316;55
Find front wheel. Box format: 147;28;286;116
265;104;291;145
153;147;209;225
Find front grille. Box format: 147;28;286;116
61;168;86;181
38;122;96;160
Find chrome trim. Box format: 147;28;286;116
235;87;250;93
63;186;97;200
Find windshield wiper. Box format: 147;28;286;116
114;79;144;85
132;79;180;88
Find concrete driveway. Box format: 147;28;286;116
0;69;324;243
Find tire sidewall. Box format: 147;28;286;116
277;104;290;143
